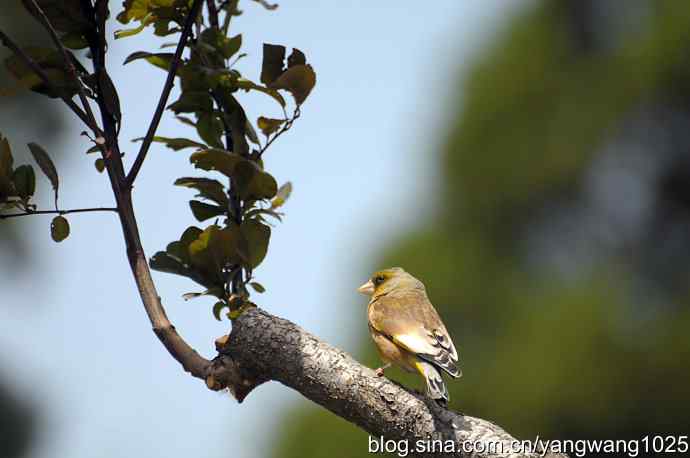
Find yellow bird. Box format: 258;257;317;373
358;267;461;403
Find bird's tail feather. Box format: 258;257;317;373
418;361;448;403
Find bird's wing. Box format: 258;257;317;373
368;290;461;378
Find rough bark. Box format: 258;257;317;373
209;307;567;458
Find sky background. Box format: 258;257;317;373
0;2;523;457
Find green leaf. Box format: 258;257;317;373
200;29;242;59
168;91;214;114
150;251;192;278
51;215;70;242
269;64;316;105
176;116;197;128
245;119;260;145
196;113;224;148
261;43;286;85
94;158;105;173
249;281;266;293
12;165;35;199
22;0;90;34
114;13;153;39
233;160;278;200
271;181;292;209
27;142;59;195
190;148;243;177
188;225;241;281
4;47;79;98
98;71;122;123
60;32;89;50
0;134;14;197
257;116;285;137
123;51;174;71
222;34;243;59
213;301;229;321
239;219;271;269
174;177;228;205
236;78;286;107
132;136;207;151
189;200;226;222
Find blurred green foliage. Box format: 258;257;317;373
273;1;690;456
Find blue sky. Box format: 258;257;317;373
0;2;522;457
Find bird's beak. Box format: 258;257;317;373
357;280;375;295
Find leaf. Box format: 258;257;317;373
0;135;14;197
287;48;306;68
196;113;224;148
94;158;105;173
261;43;286;85
239;219;271;268
236;78;286;107
51;215;70;242
4;47;79;98
257;116;285;137
98;71;122;123
189;200;226;222
22;0;90;33
132;136;207;151
27;142;59;195
12;165;35;199
233;160;278;200
201;29;243;60
213;301;229;321
123;51;174;71
269;64;316;105
271;181;292;209
176;116;197;128
188;225;241;281
114;13;153;39
167;91;214;114
150;251;191;277
174;177;228;205
60;32;89;50
245;119;260;145
249;281;266;293
190;148;243;177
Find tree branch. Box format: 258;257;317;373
206;307;568;458
125;0;204;186
0;207;117;220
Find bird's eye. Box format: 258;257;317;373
374;275;385;285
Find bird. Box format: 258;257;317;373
358;267;461;403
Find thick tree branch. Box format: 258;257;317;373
207;307;567;458
125;0;204;186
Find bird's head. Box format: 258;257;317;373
357;267;423;297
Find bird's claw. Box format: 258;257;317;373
375;367;385;377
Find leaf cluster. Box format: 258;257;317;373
117;1;315;318
0;0;316;320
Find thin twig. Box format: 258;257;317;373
258;107;300;158
0;30;102;136
28;0;102;141
125;0;204;186
0;207;118;220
